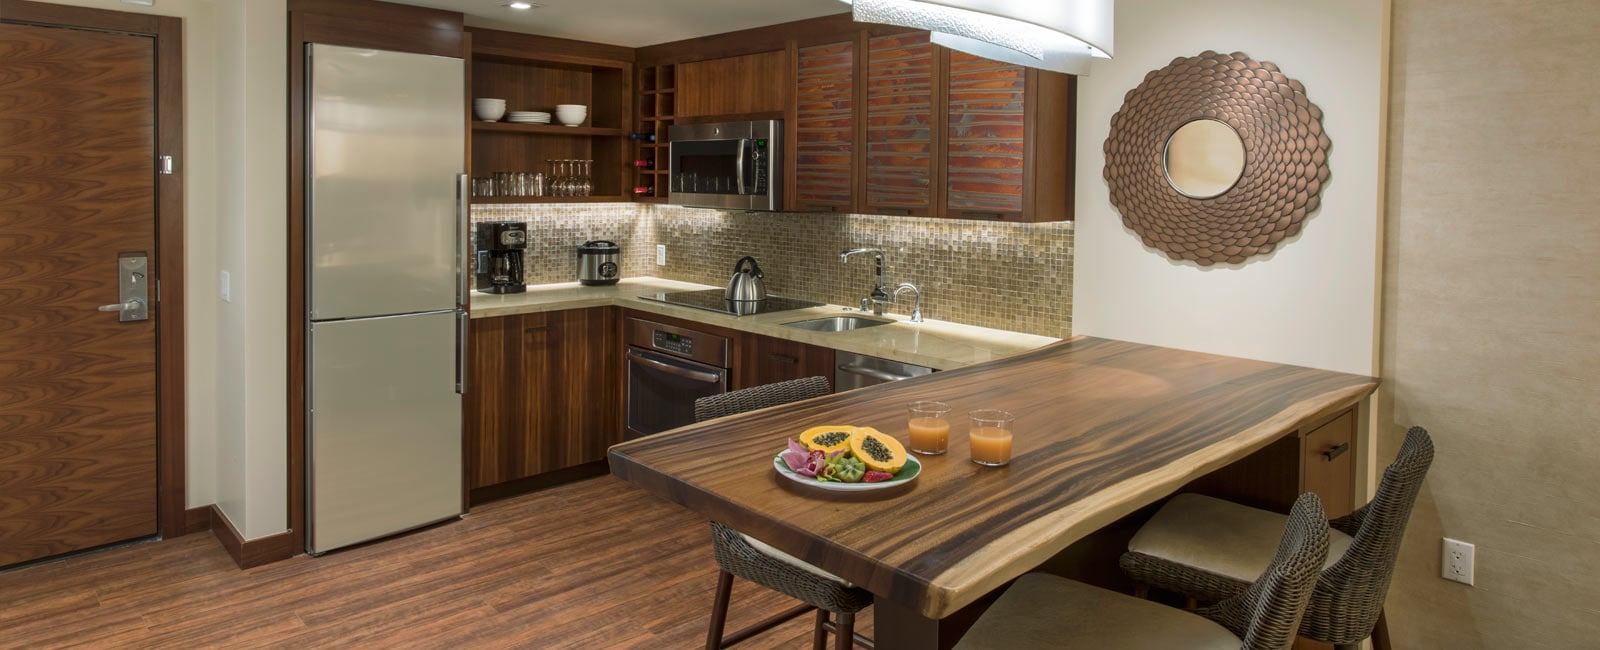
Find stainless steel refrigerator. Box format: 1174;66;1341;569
305;43;466;554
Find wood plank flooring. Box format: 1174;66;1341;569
0;477;873;648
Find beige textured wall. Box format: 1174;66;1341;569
476;204;1075;337
1382;0;1600;647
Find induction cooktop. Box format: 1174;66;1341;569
638;289;824;316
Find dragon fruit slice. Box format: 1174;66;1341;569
779;439;812;473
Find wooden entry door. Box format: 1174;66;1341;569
0;21;160;567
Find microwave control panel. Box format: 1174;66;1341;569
752;138;768;193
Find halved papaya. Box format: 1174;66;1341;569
799;425;856;454
849;427;907;474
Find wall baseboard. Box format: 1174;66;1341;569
208;505;296;569
182;506;212;536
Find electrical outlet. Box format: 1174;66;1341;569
219;270;231;302
1442;538;1475;585
656;244;666;266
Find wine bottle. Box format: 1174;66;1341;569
632;184;656;197
627;132;657;143
631;158;656;169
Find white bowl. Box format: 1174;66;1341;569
554;106;587;126
473;98;507;122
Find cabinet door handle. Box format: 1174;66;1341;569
524;326;551;334
802;204;837;213
960;211;1007;220
874;207;912;216
1321;442;1350;462
768;353;798;365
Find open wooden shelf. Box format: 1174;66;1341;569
473;122;625;137
471;195;628;205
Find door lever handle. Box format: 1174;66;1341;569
98;298;145;312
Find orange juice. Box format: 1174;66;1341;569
908;417;950;454
969;426;1014;466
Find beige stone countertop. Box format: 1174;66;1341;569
470;278;1059;371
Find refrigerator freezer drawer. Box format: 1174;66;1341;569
309;311;463;553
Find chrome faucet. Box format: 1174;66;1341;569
839;248;890;315
894;282;923;323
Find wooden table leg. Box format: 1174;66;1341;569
872;598;946;650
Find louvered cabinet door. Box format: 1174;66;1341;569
945;51;1027;220
793;40;857;213
864;32;939;217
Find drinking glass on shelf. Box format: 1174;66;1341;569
530;172;545;198
580;159;593;197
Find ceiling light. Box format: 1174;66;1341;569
840;0;1113;75
506;2;536;9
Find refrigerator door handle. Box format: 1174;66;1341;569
456;173;470;309
456;310;468;395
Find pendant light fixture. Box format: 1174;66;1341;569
840;0;1114;75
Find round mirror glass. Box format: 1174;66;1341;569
1163;118;1246;199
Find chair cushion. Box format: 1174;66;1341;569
952;573;1241;650
738;532;854;587
1129;493;1354;583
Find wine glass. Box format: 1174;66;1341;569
580;160;593;197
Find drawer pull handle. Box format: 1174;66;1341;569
1321;443;1350;462
768;353;798;365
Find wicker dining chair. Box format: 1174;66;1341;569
1120;426;1435;650
955;493;1330;650
694;376;875;650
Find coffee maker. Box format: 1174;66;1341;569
473;221;528;294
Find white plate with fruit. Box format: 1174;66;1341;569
773;425;921;492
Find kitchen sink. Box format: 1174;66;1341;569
782;315;895;332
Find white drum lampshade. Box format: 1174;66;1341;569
841;0;1113;75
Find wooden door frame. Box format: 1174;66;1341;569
1;0;188;541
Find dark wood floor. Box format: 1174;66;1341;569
0;476;872;648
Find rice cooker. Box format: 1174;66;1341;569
577;240;621;286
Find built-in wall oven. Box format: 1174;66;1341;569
624;317;731;439
667;120;782;211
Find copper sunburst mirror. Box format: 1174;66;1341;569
1103;51;1332;266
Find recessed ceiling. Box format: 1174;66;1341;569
386;0;849;48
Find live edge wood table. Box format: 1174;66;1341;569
609;337;1379;649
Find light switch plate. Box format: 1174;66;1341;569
656;244;666;266
219;270;231;302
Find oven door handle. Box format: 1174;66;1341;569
627;348;723;384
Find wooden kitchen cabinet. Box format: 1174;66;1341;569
791;39;859;212
676;50;788;119
735;333;837;391
943;51;1074;221
864;32;942;217
467;307;622;490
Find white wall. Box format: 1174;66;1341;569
1072;0;1386;376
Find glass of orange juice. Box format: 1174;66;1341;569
968;409;1016;467
907;401;951;454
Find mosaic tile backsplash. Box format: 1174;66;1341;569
471;203;1073;337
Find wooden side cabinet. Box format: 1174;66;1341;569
466;306;622;489
1184;406;1359;518
735;333;836;391
791;39;858;213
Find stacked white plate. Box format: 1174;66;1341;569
507;111;552;124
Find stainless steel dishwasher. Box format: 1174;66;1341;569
834;350;935;391
624;317;731;439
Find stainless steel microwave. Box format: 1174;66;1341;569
667;120;782;211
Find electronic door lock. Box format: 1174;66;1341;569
99;251;151;322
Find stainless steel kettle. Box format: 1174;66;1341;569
724;256;766;302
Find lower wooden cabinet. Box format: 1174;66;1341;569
1185;406;1359;518
735;333;836;391
466;306;622;489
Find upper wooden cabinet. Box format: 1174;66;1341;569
676;51;788;118
864;33;942;217
792;40;858;213
466;28;634;204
